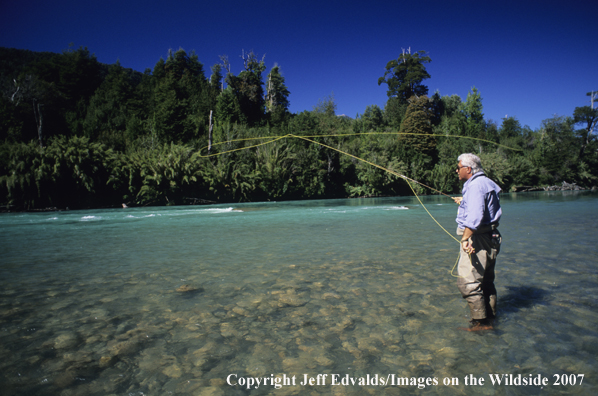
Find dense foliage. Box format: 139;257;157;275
1;46;597;210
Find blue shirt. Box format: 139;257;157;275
456;171;502;231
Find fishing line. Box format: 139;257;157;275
198;131;517;276
294;134;479;277
199;132;522;158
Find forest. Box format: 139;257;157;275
1;46;597;210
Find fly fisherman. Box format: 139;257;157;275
452;153;502;330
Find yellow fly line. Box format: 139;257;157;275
198;132;522;159
197;131;518;276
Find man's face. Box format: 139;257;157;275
456;161;471;181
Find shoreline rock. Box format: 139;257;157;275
544;181;584;191
513;182;596;193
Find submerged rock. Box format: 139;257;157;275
54;369;76;388
176;284;199;293
197;386;225;396
277;290;309;307
108;338;143;357
53;333;79;349
162;364;183;378
99;355;115;368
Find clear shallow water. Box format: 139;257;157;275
1;191;597;395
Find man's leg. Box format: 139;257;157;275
482;230;500;319
482;261;497;319
456;248;487;320
457;233;494;321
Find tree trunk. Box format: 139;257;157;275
268;73;273;110
33;99;43;148
208;110;213;154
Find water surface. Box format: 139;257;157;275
1;191;597;395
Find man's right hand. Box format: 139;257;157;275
461;240;475;254
452;197;463;205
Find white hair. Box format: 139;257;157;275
458;153;483;174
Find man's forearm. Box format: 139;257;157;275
461;227;474;241
461;227;475;253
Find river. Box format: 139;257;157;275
1;191;597;395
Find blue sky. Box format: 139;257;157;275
1;0;596;130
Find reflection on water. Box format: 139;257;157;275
1;191;597;395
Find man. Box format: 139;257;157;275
452;153;502;331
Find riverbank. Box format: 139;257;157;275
2;185;598;213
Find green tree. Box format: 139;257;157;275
429;162;459;194
264;65;290;125
461;87;484;138
151;49;209;143
497;116;525;152
359;105;384;132
124;68;156;144
531;116;578;185
225;50;267;126
215;87;245;125
478;151;512;188
378;48;431;105
438;95;462;120
210;64;223;90
208;64;224;110
399;96;436;156
153;75;191;142
344;134;406;197
288;110;318;134
313;92;337;116
509;155;539;189
573;91;598;160
0;74;54;144
498;116;521;140
83;61;134;149
30;45;103;135
382;97;407;129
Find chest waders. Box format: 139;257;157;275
456;224;501;322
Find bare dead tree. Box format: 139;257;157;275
2;75;38;106
401;47;411;63
219;55;231;75
3;75;48;148
588;91;598;137
33;98;44;148
265;71;273;112
10;79;21;105
208;110;213;154
589;91;597;110
240;50;266;71
240;49;248;70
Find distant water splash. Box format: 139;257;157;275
80;215;100;221
320;205;409;213
125;214;157;219
7;207;243;225
0;192;597;395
